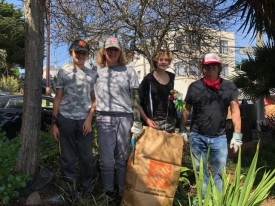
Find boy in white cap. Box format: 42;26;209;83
181;53;242;196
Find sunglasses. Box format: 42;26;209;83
106;47;120;52
203;63;220;69
74;51;88;56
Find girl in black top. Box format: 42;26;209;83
139;50;177;133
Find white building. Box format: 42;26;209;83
42;66;61;79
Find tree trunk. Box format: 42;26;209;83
15;0;45;176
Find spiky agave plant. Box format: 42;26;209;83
189;142;275;206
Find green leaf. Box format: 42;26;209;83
2;196;10;204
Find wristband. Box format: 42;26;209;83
51;116;58;125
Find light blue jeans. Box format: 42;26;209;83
96;112;133;196
189;132;228;196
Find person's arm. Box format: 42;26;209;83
181;103;191;128
138;77;158;129
229;98;243;153
131;88;141;122
139;106;158;129
83;91;96;136
180;103;191;142
230;98;241;133
52;88;63;141
138;82;157;128
130;88;143;136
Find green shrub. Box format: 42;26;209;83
0;134;30;204
0;75;19;93
40;131;61;173
175;166;192;206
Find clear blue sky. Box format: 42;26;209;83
7;0;256;67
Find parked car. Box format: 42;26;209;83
0;95;54;139
0;89;10;96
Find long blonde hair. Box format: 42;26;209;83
96;48;127;68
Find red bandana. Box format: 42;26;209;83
203;77;221;90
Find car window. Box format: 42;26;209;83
2;96;53;110
6;98;24;109
42;99;53;109
0;98;9;108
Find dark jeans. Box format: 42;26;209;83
58;114;93;194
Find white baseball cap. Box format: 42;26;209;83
202;53;221;65
104;37;121;50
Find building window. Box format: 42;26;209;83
221;64;229;77
175;33;201;51
174;61;198;76
187;32;201;50
174;61;186;76
189;63;198;76
174;36;184;51
220;40;228;54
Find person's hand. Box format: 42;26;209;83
131;121;143;137
230;132;243;153
145;118;158;129
52;124;60;142
180;126;188;143
83;119;92;136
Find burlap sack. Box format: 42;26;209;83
122;126;184;206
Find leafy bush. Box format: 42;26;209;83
175;166;192;206
0;75;19;93
189;143;275;206
0;134;30;204
40;131;61;173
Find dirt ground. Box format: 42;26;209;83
2;188;275;206
261;196;275;206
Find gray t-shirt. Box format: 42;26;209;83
95;65;139;113
56;63;98;120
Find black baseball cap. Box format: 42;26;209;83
69;40;90;52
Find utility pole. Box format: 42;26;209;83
45;0;51;96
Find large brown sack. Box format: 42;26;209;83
122;126;184;206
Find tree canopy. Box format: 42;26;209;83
0;0;25;70
50;0;236;69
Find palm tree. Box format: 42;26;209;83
224;0;275;99
226;0;275;42
232;44;275;99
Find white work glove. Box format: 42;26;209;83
230;132;243;153
180;126;189;143
131;121;143;137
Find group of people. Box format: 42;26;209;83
51;37;243;205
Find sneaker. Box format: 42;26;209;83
114;195;122;206
104;192;122;206
105;192;114;201
48;194;64;204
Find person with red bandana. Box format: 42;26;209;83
181;53;242;196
